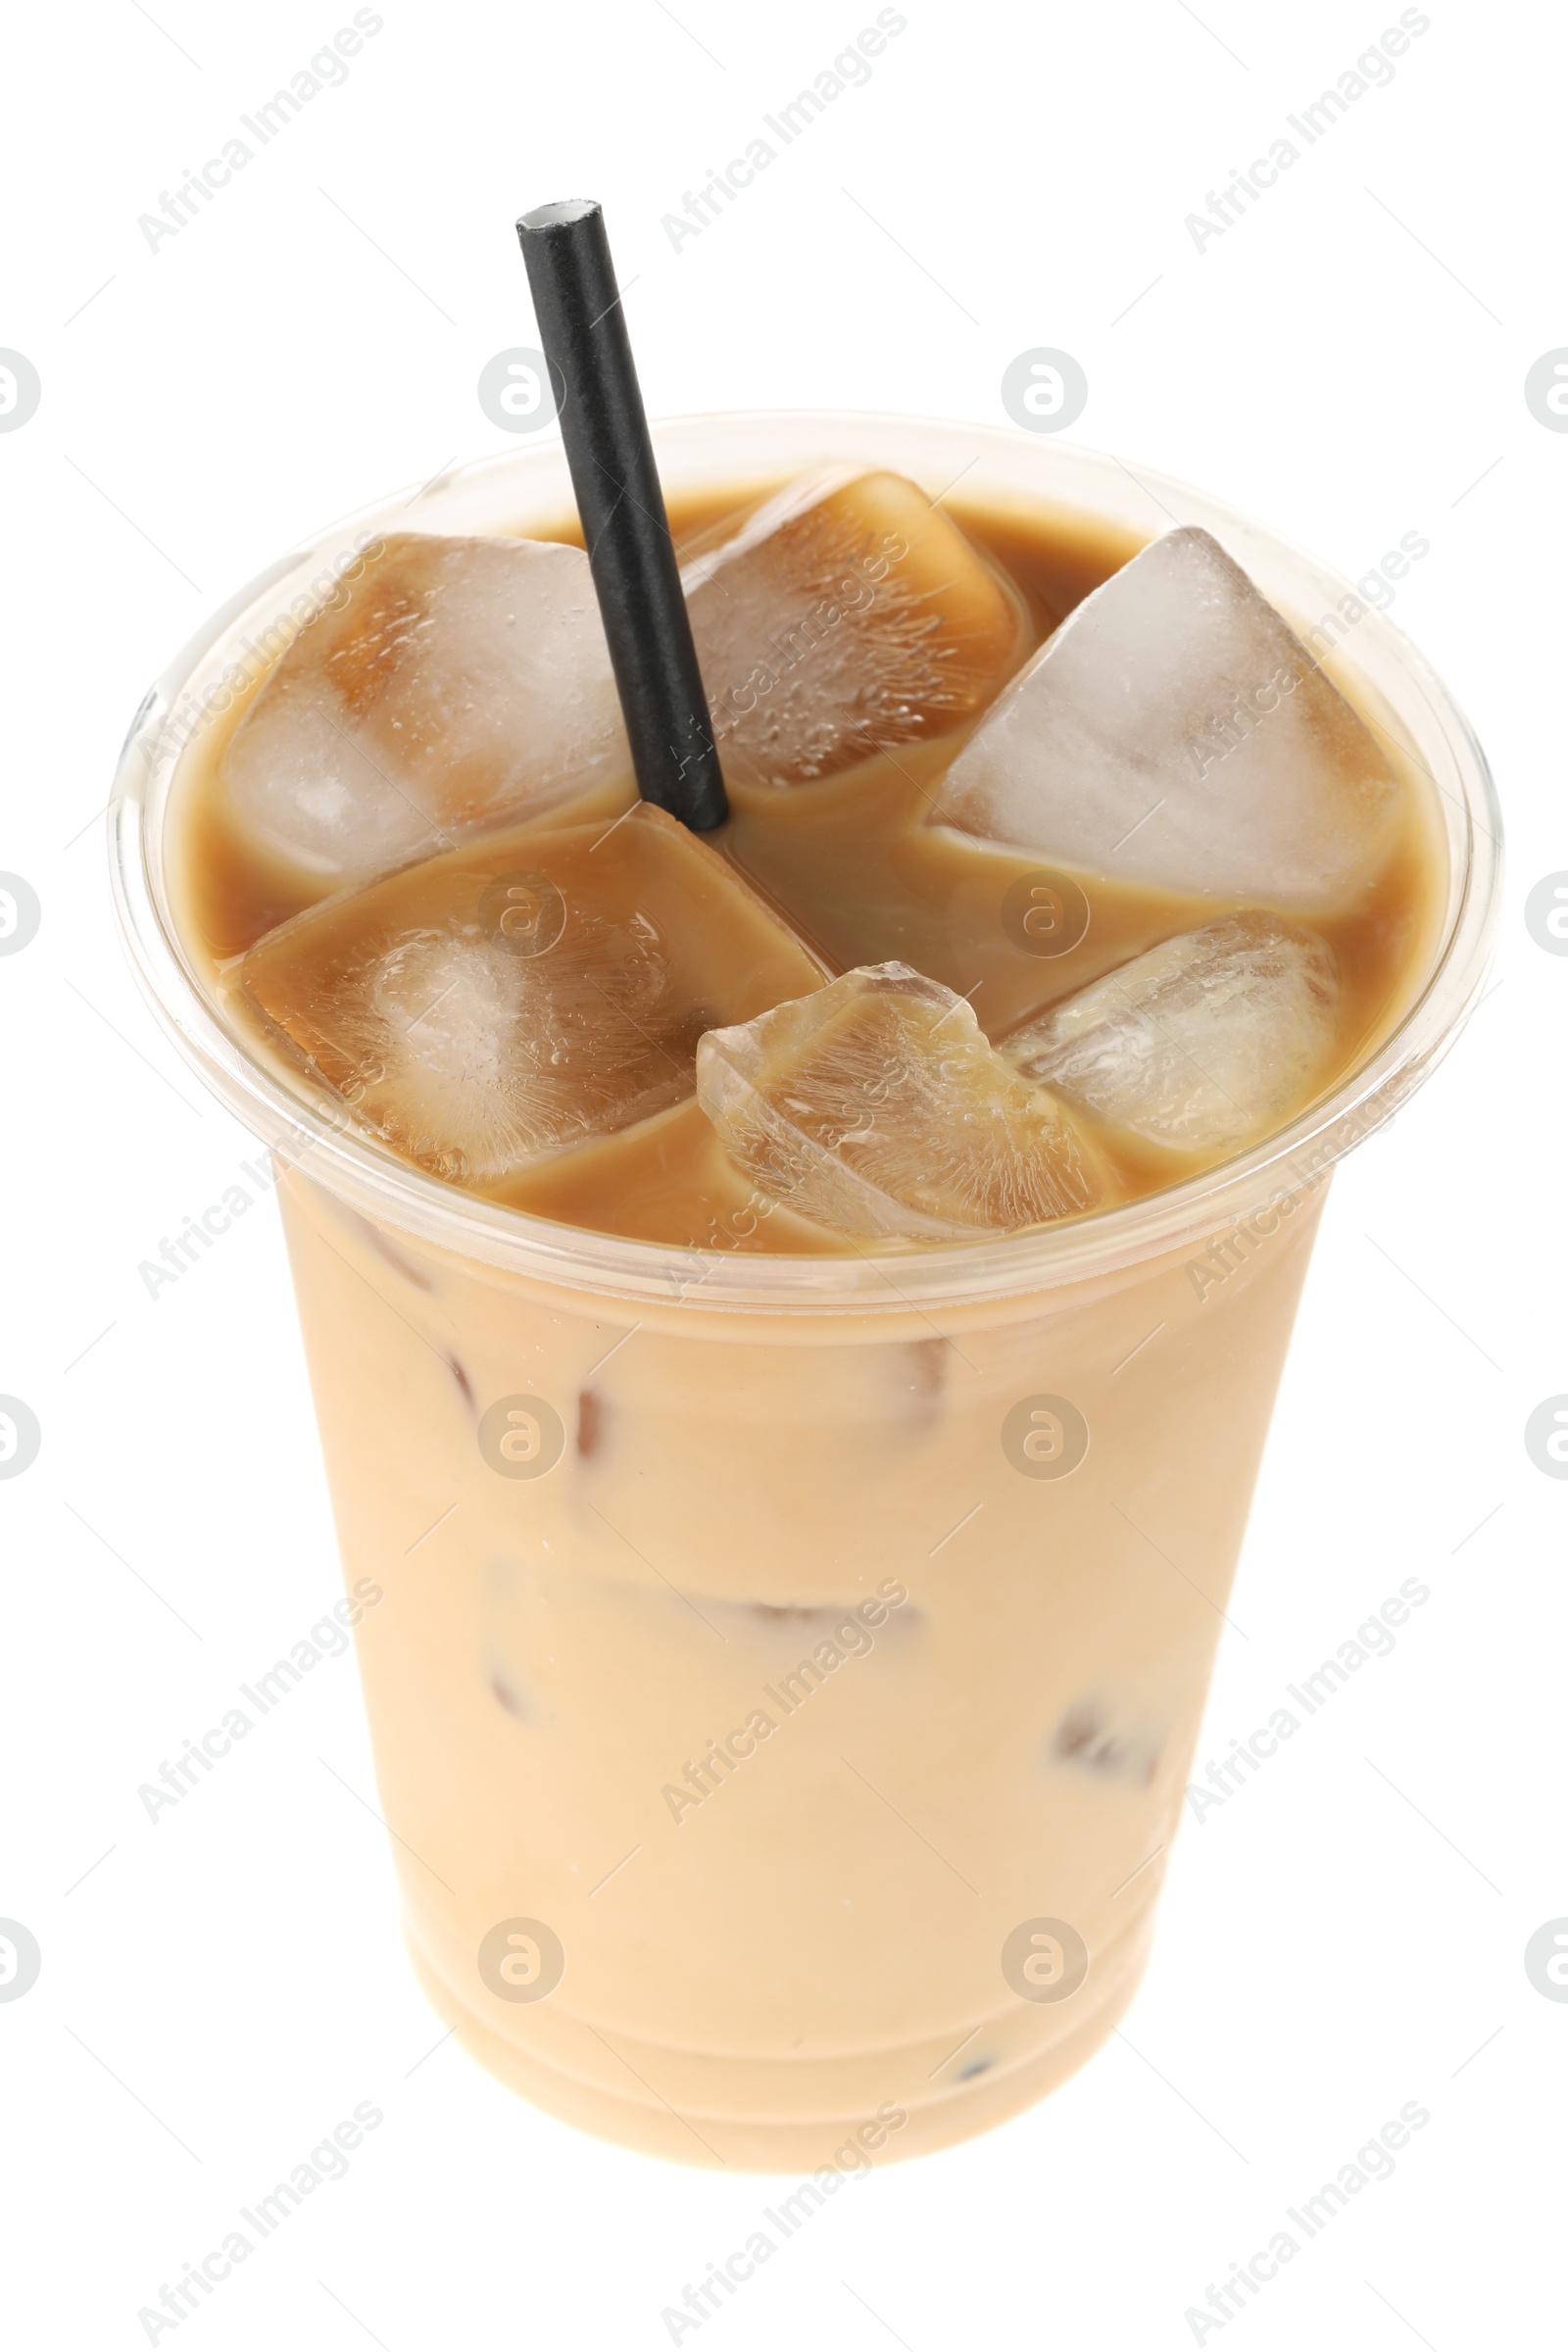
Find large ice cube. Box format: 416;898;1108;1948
935;526;1402;907
682;469;1027;788
220;533;627;894
696;962;1111;1241
241;803;825;1187
1001;913;1339;1152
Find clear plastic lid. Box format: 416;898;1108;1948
107;413;1501;1315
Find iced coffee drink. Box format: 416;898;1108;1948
120;417;1487;2170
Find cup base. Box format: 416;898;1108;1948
404;1925;1148;2171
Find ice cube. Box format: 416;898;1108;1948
1051;1700;1163;1788
1001;913;1339;1152
695;962;1111;1241
241;803;825;1187
682;469;1027;788
935;526;1402;908
220;532;627;894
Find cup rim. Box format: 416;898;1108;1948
107;409;1503;1315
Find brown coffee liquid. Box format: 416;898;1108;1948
170;487;1445;1253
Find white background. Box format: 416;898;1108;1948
2;0;1563;2345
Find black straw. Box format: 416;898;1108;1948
516;198;727;833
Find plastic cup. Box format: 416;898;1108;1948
108;416;1500;2169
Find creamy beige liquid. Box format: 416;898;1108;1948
167;482;1445;2169
270;1152;1328;2167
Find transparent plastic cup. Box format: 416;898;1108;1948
108;416;1500;2169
